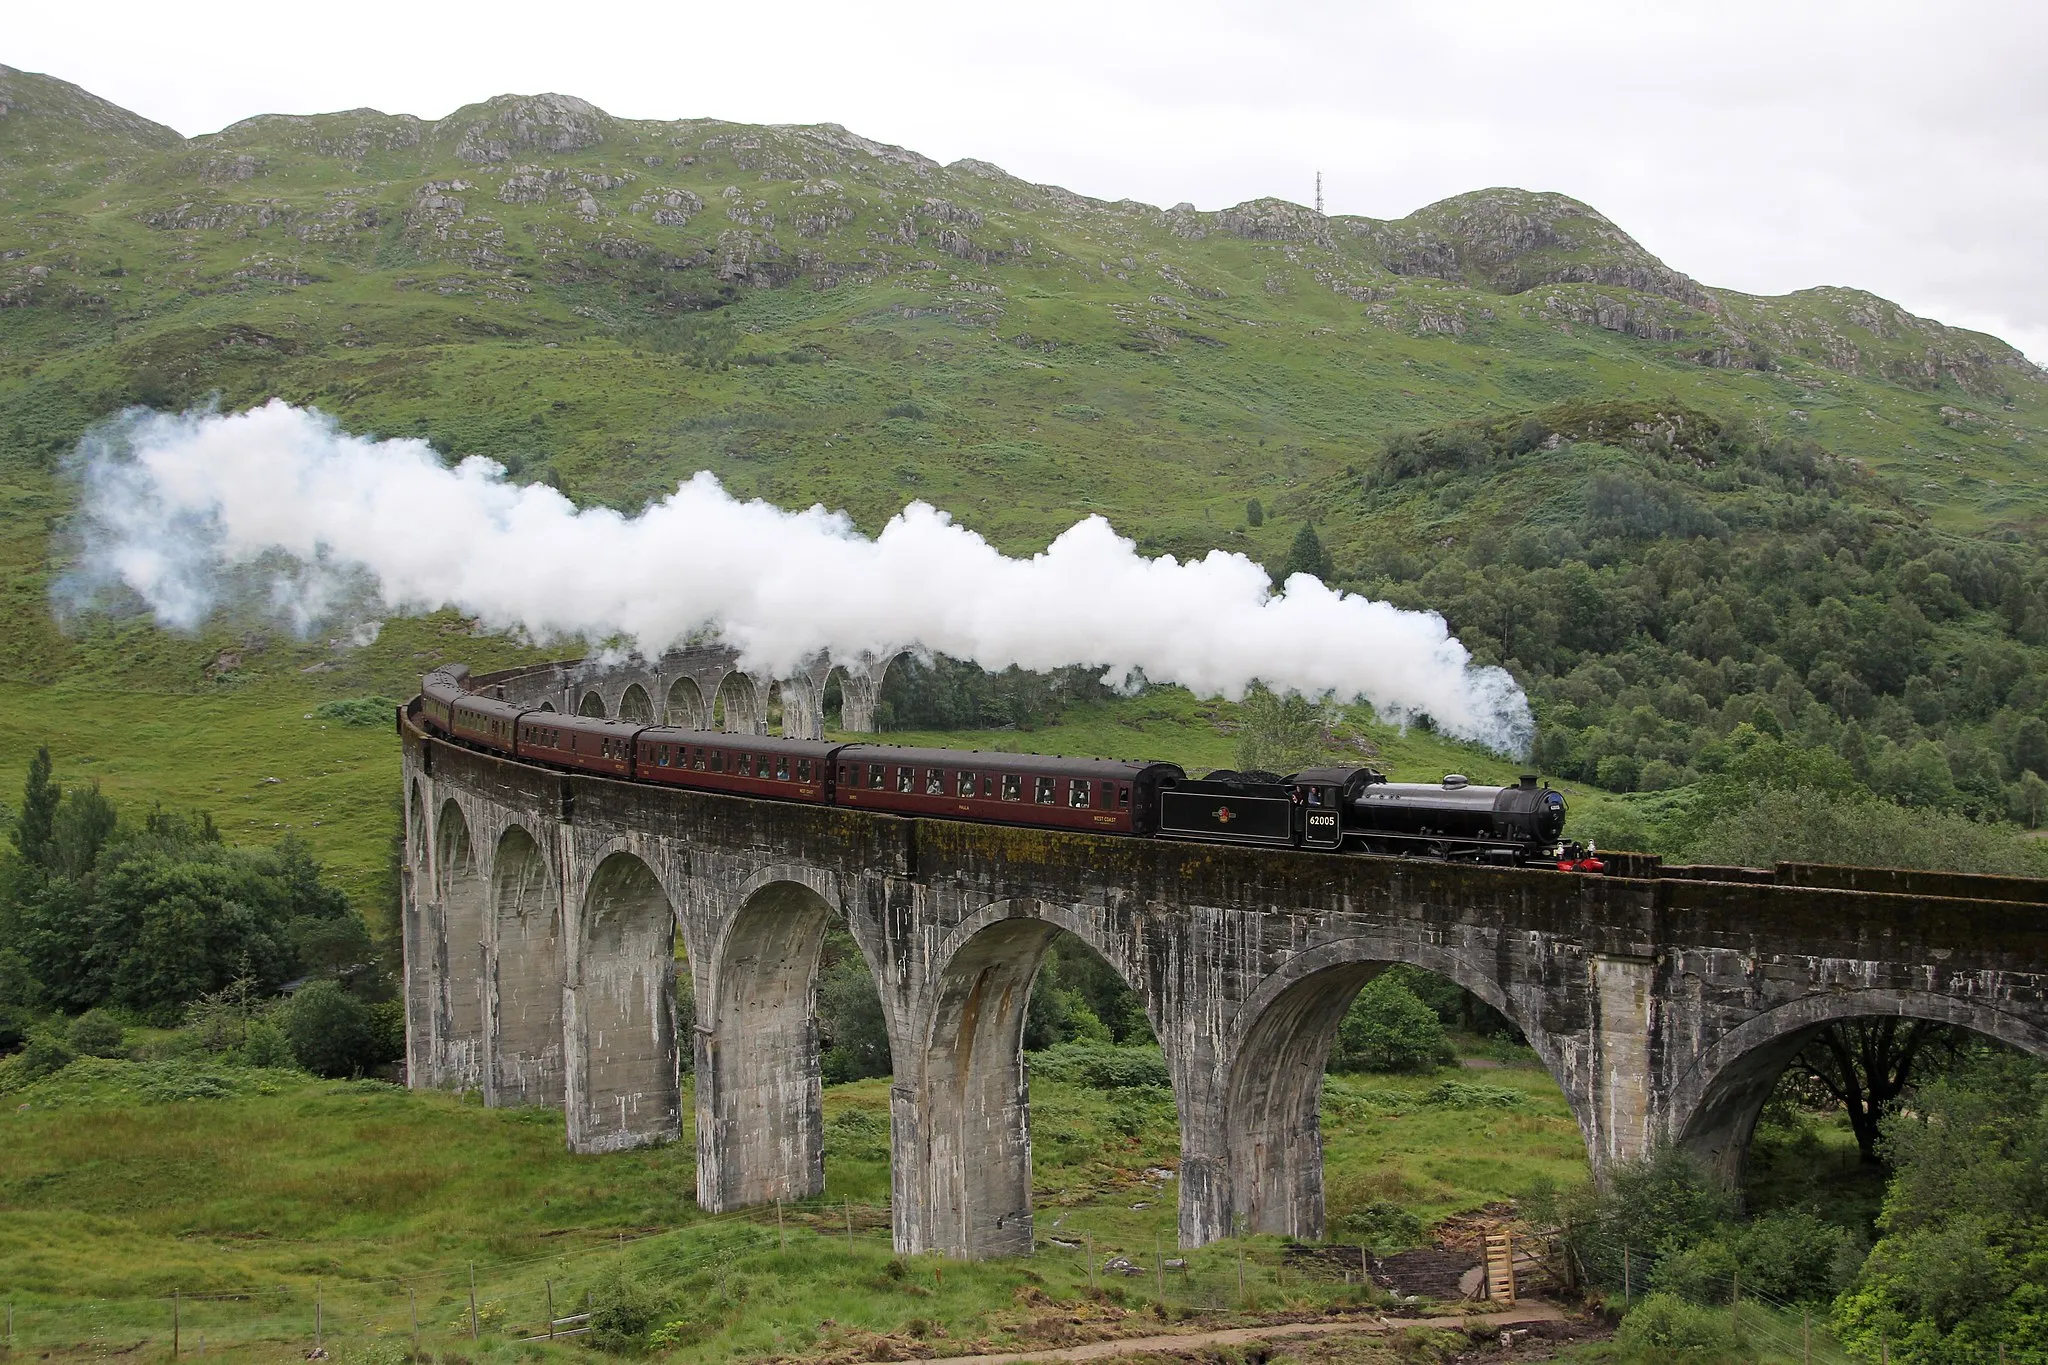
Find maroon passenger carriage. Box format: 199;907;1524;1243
634;731;837;805
831;745;1184;835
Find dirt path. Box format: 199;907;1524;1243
931;1302;1569;1363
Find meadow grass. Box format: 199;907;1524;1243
0;1047;1584;1362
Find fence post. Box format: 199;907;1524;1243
547;1280;555;1340
1802;1309;1811;1365
410;1287;419;1356
845;1200;855;1251
1237;1245;1246;1304
173;1289;180;1358
1155;1232;1164;1299
777;1199;786;1252
1623;1243;1631;1303
315;1279;323;1353
1881;1332;1889;1365
1086;1236;1096;1291
468;1263;478;1342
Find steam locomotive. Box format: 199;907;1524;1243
412;666;1602;871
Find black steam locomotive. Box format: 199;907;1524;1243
411;666;1601;871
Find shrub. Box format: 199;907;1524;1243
1420;1080;1523;1109
586;1266;674;1354
14;1029;75;1080
824;1107;890;1162
68;1008;127;1058
0;1004;28;1054
311;696;398;727
1728;1210;1859;1305
1334;1200;1424;1250
1330;975;1452;1073
1028;1040;1171;1090
1556;1147;1738;1296
1614;1293;1740;1360
238;1016;297;1069
280;981;381;1078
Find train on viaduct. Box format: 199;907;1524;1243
398;650;2048;1260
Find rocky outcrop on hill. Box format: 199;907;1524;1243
440;93;611;163
1356;189;1716;309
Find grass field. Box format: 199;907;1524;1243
0;1047;1587;1362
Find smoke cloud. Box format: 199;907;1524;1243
59;401;1534;754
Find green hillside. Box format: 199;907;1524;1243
3;64;2047;871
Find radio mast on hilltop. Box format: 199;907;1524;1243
1315;170;1324;215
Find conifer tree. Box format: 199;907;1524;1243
1282;522;1334;582
12;746;58;870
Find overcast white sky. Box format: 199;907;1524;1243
10;0;2046;362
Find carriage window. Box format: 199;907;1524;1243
1307;787;1323;805
657;745;670;766
798;759;812;783
1118;785;1131;808
709;750;723;773
958;771;977;798
896;766;914;792
926;768;944;795
1002;774;1022;801
691;748;704;771
984;775;999;798
869;763;886;789
839;765;851;784
734;753;751;777
1069;779;1090;808
1034;777;1055;805
776;757;790;781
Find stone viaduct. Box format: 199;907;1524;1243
517;644;899;738
401;663;2048;1261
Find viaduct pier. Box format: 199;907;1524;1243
400;657;2048;1260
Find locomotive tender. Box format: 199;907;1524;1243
412;665;1602;871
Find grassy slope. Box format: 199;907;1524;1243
0;1054;1583;1360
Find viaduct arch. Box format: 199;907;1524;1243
491;645;903;739
400;695;2048;1259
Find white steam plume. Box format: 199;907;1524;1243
59;401;1533;754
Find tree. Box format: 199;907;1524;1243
49;783;117;882
12;746;58;869
1832;1051;2048;1361
1281;522;1334;582
1234;683;1326;775
1791;1017;1962;1164
817;936;891;1083
1245;498;1264;528
1329;974;1452;1073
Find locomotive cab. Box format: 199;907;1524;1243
1289;766;1384;850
